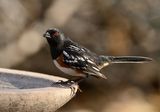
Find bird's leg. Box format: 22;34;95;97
71;76;88;92
51;76;88;93
52;80;74;86
50;78;81;95
53;76;87;85
52;77;84;88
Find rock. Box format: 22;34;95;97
0;68;78;112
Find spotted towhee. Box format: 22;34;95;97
43;28;152;83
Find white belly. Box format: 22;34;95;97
53;60;85;77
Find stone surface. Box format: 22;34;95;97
0;68;78;112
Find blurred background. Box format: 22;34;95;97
0;0;159;112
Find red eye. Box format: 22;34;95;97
53;32;59;37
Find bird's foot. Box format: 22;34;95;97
51;80;78;96
52;80;76;86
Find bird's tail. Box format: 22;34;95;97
107;56;152;63
99;55;152;69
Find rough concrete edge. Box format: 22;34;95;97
0;68;79;111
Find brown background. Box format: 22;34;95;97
0;0;159;112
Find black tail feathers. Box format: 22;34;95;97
98;55;152;69
107;56;152;64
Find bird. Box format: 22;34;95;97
43;28;152;84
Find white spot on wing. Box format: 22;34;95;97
63;51;70;58
81;48;85;52
92;66;100;71
69;45;80;51
77;56;85;61
87;59;95;64
99;62;109;69
70;55;75;59
103;63;109;67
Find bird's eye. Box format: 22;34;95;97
52;32;59;37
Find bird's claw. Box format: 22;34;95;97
51;80;75;87
51;80;79;96
69;85;77;96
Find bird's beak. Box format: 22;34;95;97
43;32;51;38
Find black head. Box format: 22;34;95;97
43;28;65;47
43;28;65;59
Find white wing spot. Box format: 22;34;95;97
92;66;100;71
70;55;75;59
87;59;95;64
69;45;80;51
77;56;85;61
81;48;85;52
63;51;70;58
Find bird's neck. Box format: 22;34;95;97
49;42;64;60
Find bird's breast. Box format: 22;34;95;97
53;59;85;77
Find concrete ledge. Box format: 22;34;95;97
0;68;78;112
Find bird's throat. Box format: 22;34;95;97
49;44;63;60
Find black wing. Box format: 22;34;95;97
63;40;107;79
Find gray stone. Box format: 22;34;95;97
0;68;78;112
